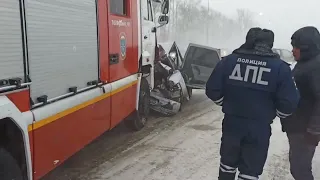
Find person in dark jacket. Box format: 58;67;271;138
206;28;300;180
281;26;320;180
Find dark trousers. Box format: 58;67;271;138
287;133;316;180
219;115;271;180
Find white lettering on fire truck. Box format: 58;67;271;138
111;19;131;27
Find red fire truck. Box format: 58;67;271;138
0;0;170;179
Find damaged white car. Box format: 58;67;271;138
150;42;222;116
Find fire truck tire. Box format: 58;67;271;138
0;148;23;180
125;78;150;131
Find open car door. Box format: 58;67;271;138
180;43;221;89
168;41;184;70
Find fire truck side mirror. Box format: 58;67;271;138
161;0;169;15
158;15;169;25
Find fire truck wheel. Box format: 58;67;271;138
125;78;150;131
0;148;23;180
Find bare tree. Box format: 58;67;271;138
156;0;258;49
236;9;256;31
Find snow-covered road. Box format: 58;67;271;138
42;90;320;180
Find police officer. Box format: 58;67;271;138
206;28;300;180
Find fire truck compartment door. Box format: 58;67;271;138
0;0;25;82
180;43;221;89
25;0;99;103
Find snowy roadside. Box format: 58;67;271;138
42;91;320;180
77;95;311;180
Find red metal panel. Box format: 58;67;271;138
6;89;30;112
98;0;110;82
32;97;111;179
108;0;139;82
110;84;137;129
30;1;141;178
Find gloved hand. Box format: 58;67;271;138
304;132;320;146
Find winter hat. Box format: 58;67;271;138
291;26;320;50
240;27;262;49
246;28;262;43
256;29;275;48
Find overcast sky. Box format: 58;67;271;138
199;0;320;49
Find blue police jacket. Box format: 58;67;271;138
206;53;300;122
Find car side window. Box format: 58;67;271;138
193;47;220;68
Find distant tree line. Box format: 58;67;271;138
154;0;258;50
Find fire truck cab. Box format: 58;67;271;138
0;0;170;179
